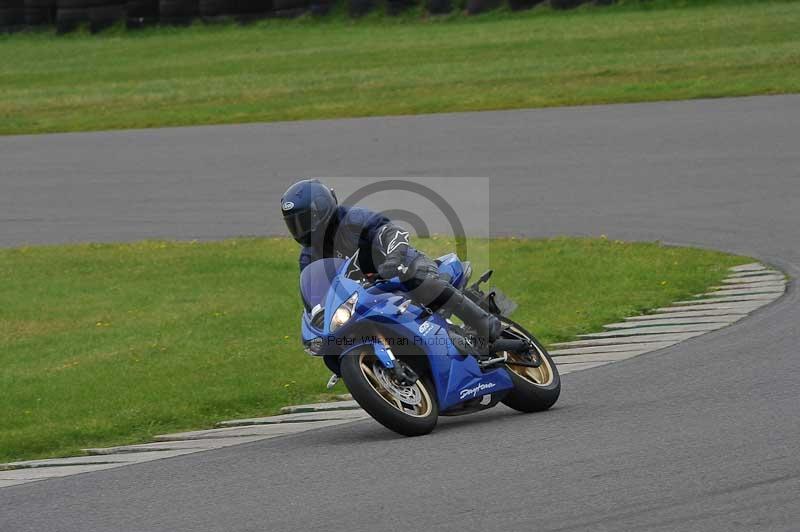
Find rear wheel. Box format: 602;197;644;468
499;318;560;413
340;351;438;436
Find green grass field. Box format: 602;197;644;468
0;237;747;462
1;0;798;135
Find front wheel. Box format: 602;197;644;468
499;318;561;413
340;351;439;436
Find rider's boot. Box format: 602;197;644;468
438;284;503;355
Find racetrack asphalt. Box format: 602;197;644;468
2;95;799;532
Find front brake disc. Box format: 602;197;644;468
373;362;423;406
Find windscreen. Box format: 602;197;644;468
299;258;345;312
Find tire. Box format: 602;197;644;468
25;0;56;25
126;0;157;19
307;0;331;15
348;0;373;16
56;6;89;31
58;0;110;9
340;351;438;437
25;6;56;24
26;0;56;8
550;0;583;9
198;0;230;16
0;9;24;28
159;0;196;23
271;6;305;16
0;0;24;28
498;318;561;413
508;0;541;10
425;0;450;14
236;0;269;14
385;0;412;15
271;0;303;10
90;3;125;30
465;0;499;14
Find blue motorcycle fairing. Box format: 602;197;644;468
301;313;319;342
435;253;468;289
302;257;412;345
300;258;345;311
339;340;396;369
416;312;514;411
299;254;515;413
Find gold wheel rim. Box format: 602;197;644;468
358;352;433;418
501;323;555;387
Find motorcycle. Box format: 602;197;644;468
299;253;560;436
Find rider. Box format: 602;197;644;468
280;179;502;354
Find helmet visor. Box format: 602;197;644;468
284;211;313;244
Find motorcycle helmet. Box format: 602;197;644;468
280;179;338;246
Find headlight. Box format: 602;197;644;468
330;292;358;332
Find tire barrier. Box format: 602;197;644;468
9;0;608;32
0;0;25;31
550;0;582;8
90;0;125;29
237;0;271;18
386;0;413;15
425;0;449;14
126;0;157;26
56;0;125;31
508;0;541;10
271;0;305;17
308;0;332;15
25;0;57;26
55;0;93;31
199;0;228;17
348;0;372;16
159;0;196;24
465;0;499;15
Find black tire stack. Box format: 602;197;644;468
198;0;230;19
307;0;331;15
25;0;57;26
507;0;541;11
425;0;450;14
550;0;584;8
465;0;499;15
348;0;372;17
1;0;25;31
56;0;93;31
236;0;270;21
57;0;126;32
6;0;618;31
159;0;196;24
271;0;305;17
126;0;157;26
91;0;125;29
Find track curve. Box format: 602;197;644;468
1;95;799;532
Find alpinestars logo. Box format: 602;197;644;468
386;230;410;254
344;249;362;279
459;382;496;400
282;201;294;211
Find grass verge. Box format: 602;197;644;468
1;0;799;135
0;236;748;462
